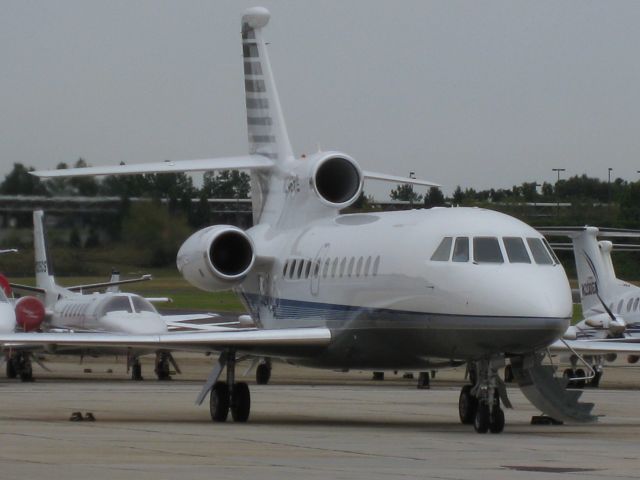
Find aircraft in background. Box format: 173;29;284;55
5;210;222;381
5;7;640;432
0;250;18;334
540;226;640;387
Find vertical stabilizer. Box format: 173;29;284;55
241;7;294;223
242;7;294;164
33;210;57;300
106;270;121;293
573;228;614;314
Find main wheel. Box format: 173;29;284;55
19;362;33;382
562;368;575;388
256;363;271;385
504;364;514;383
155;356;171;381
590;370;603;388
489;407;505;434
6;357;17;379
458;385;477;425
474;404;490;434
210;381;230;422
231;382;251;422
131;362;143;381
574;368;586;389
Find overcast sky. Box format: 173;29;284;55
2;1;639;197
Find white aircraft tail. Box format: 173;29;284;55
33;210;59;304
572;227;628;314
106;270;121;293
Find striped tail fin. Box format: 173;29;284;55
241;7;294;165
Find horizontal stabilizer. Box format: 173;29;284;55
9;283;46;294
31;155;274;178
67;274;153;292
540;226;640;238
362;170;440;188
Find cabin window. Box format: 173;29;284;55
617;299;624;313
526;238;554;265
296;260;304;279
356;257;363;276
634;298;639;312
503;237;531;263
347;257;355;277
431;237;452;261
473;237;504;264
288;260;297;279
331;258;339;277
323;258;330;278
304;260;311;279
452;237;469;262
339;258;346;277
282;261;289;277
627;298;634;313
372;256;381;276
364;256;372;276
313;261;320;278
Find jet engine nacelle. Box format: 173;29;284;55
584;313;626;335
307;152;364;209
15;296;46;332
177;225;255;292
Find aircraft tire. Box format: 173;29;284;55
574;369;586;389
210;381;230;422
489;407;505;434
458;385;477;425
473;404;490;434
504;365;514;383
131;363;143;381
6;358;17;379
256;363;271;385
231;382;251;422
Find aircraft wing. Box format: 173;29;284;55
0;327;331;357
31;155;274;178
550;339;640;355
9;283;46;294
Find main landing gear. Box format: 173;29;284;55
459;359;509;434
155;352;181;381
5;352;33;382
255;359;272;385
209;350;251;423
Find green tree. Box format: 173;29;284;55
122;202;191;267
390;184;423;203
0;163;48;195
424;187;445;208
202;170;251;199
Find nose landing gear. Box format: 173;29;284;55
460;358;510;434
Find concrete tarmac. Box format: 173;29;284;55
1;356;640;480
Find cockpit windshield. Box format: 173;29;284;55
131;296;157;313
102;296;133;314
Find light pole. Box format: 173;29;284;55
409;171;415;208
608;167;613;205
552;168;565;216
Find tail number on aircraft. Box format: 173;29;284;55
35;261;48;274
581;281;598;296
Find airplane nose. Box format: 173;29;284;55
101;313;168;334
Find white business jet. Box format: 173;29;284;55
5;210;221;381
2;7;628;433
540;226;640;387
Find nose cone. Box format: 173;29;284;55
0;304;16;333
101;312;168;334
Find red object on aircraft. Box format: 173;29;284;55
15;296;46;332
0;273;11;297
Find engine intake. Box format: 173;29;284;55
177;225;255;292
311;153;363;208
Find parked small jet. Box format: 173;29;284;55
5;7;639;432
5;210;220;381
540;226;640;387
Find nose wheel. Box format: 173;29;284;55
460;359;509;434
